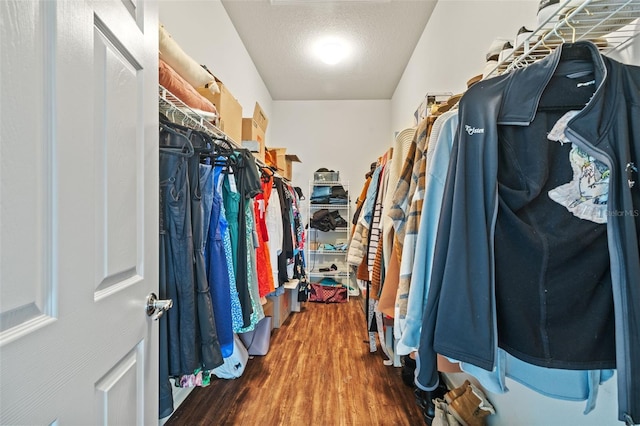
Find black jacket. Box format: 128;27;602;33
417;41;640;424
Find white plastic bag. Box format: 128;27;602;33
211;334;249;379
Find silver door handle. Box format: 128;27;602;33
146;292;173;320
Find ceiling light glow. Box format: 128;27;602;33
315;38;349;65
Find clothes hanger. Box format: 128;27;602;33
159;121;194;157
562;7;580;43
540;30;556;55
167;105;180;124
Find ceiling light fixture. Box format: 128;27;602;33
271;0;390;4
315;38;350;65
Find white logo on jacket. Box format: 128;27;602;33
465;125;485;135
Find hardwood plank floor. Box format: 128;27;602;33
164;297;425;426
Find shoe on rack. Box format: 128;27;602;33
514;26;534;50
482;38;511;79
497;41;514;64
318;264;338;273
333;242;348;251
317;243;336;251
447;383;495;426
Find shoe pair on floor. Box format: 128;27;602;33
401;356;448;425
435;380;496;426
401;356;495;426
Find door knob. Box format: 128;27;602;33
146;292;173;320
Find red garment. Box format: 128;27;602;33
254;178;275;297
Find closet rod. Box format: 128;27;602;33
158;85;288;182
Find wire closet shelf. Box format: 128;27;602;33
158;85;284;178
485;0;640;78
159;85;227;142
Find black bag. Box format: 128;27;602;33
298;278;310;302
293;252;309;302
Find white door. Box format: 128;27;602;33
0;0;159;424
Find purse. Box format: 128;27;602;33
239;316;272;356
309;282;347;303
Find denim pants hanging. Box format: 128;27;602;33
159;145;198;419
158;219;173;419
200;164;214;255
187;132;223;371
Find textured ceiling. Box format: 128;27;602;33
221;0;438;100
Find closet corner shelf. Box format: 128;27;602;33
485;0;640;78
306;179;352;300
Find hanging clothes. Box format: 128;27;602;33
230;150;263;327
235;194;265;333
266;179;284;288
158;122;223;418
347;161;384;271
205;158;234;358
397;109;458;356
187;130;224;371
254;171;276;297
368;151;390;299
216;166;245;333
392;115;436;332
275;177;294;285
415;42;640;423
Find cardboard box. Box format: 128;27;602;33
197;82;242;143
284;154;302;181
265;147;287;176
242;103;268;163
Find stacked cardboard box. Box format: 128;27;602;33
265;147;301;181
197;80;242;143
241;102;269;163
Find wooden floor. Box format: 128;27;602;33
164;297;425;426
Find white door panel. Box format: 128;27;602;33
0;0;159;424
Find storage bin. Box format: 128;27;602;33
314;170;339;182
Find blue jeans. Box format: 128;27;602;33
187;132;222;371
159;147;198;397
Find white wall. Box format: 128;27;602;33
270;100;391;192
159;0;273;139
391;0;539;134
